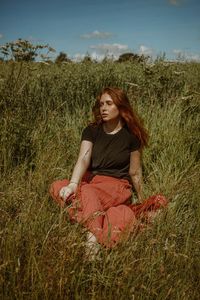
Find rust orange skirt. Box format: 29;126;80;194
49;173;167;247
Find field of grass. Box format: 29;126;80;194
0;60;200;299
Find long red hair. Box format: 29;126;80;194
92;87;149;149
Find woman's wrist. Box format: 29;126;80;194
67;181;78;193
69;181;79;186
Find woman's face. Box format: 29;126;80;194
99;93;120;122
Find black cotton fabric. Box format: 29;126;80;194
81;124;141;181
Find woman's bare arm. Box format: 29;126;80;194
59;140;92;200
70;140;93;184
129;150;144;203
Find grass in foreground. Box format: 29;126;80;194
0;61;200;299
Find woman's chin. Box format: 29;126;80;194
102;117;109;121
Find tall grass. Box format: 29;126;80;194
0;61;200;299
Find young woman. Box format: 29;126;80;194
50;87;167;249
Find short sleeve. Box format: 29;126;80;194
130;134;141;152
81;125;98;143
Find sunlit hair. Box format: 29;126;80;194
92;87;149;149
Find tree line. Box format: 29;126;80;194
0;38;149;64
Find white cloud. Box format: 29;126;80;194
168;0;182;6
80;30;114;39
90;51;106;62
138;45;153;56
89;43;129;58
173;49;182;54
172;49;200;61
72;43;129;62
72;53;86;62
0;34;3;39
72;52;104;62
188;54;200;61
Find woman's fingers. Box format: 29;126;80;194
59;186;73;201
59;182;79;201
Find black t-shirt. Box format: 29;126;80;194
81;124;141;181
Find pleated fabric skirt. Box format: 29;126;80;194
49;173;167;247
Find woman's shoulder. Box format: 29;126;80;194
81;123;101;142
83;123;101;133
123;125;141;150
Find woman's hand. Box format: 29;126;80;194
59;183;78;201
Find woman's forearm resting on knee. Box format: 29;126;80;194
69;140;93;185
130;169;143;202
129;150;144;202
59;142;93;201
70;158;90;185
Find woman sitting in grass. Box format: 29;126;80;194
50;87;167;252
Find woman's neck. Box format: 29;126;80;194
103;119;124;134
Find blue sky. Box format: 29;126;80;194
0;0;200;61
